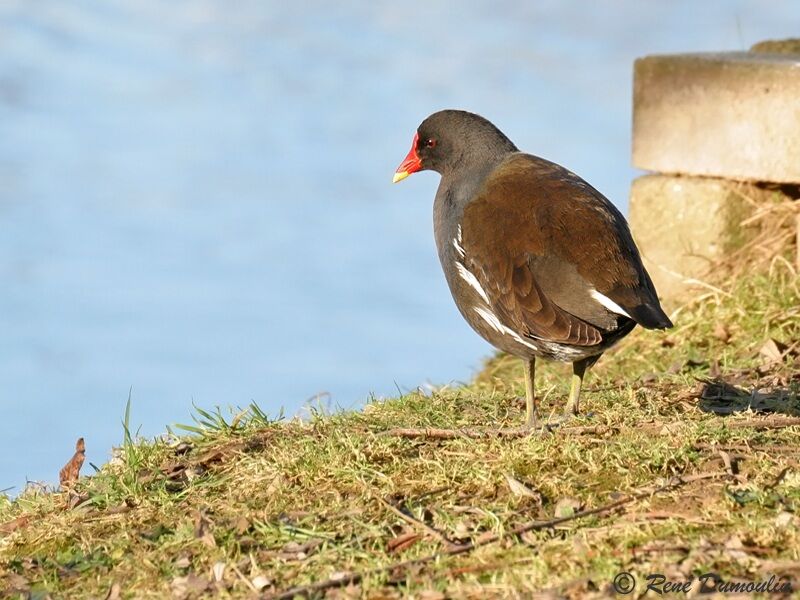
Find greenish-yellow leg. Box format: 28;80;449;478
566;358;588;416
523;357;538;429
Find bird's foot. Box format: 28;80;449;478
550;409;597;427
497;425;546;437
544;413;575;431
498;416;561;437
502;411;596;436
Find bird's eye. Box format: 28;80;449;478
425;138;437;148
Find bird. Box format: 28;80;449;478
393;109;672;429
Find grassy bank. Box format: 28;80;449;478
2;244;800;598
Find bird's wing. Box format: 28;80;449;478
460;153;671;347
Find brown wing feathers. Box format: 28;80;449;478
461;153;670;346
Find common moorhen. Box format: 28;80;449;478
393;110;672;428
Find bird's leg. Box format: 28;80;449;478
523;357;538;429
566;358;589;416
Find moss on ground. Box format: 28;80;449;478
1;252;799;598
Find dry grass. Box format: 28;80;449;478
711;185;799;281
1;226;799;599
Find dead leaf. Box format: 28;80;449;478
161;462;187;481
713;323;731;343
452;519;474;541
170;573;209;599
659;422;683;436
718;450;735;477
173;442;193;455
0;515;30;535
251;575;271;591
104;583;121;600
211;561;225;582
3;573;29;593
520;530;542;546
504;474;543;503
105;503;133;516
667;361;684;374
234;515;250;535
387;531;421;553
276;538;321;561
282;541;303;554
723;534;751;562
67;490;90;510
193;449;224;468
639;372;658;385
417;592;446;600
265;476;283;496
709;359;721;378
59;437;86;488
193;511;216;548
475;531;496;544
554;497;583;519
767;467;790;490
760;338;787;365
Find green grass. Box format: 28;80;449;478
1;260;799;599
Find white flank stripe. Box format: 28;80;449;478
473;306;540;351
590;290;632;318
473;306;504;333
453;225;466;258
456;262;490;304
453;237;466;258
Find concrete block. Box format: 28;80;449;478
628;174;772;304
633;52;800;184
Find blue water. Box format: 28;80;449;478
0;0;797;490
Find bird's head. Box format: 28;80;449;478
393;110;517;183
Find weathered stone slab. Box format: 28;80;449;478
633;52;800;184
628;174;773;304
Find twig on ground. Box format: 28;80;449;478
266;472;724;599
380;427;488;440
700;416;800;430
692;443;800;454
376;496;460;549
381;424;614;440
382;415;800;441
637;416;800;433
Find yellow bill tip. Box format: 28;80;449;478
392;171;410;184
